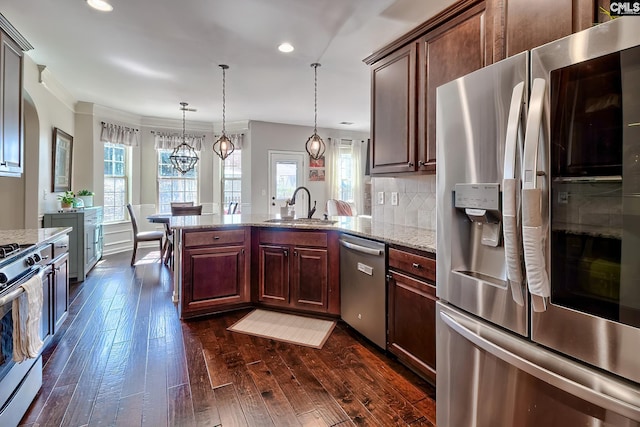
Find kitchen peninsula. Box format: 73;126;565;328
164;214;436;318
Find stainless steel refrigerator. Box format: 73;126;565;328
436;17;640;426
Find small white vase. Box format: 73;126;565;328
79;195;94;207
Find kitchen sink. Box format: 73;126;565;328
264;218;337;225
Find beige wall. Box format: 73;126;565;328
16;57;370;254
248;120;368;216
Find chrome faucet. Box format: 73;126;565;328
289;186;316;218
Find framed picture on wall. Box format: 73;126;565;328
309;155;325;168
52;127;73;192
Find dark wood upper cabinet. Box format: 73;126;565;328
418;3;488;171
365;0;602;176
0;31;24;177
370;43;417;174
504;0;600;57
0;16;30;178
366;0;495;176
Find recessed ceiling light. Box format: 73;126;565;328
278;43;294;53
87;0;113;12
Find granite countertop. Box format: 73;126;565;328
0;227;73;247
162;213;436;253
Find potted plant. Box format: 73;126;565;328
76;189;94;207
58;191;75;209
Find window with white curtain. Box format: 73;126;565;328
157;149;198;213
103;142;128;222
221;149;241;213
328;138;361;212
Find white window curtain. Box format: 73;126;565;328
152;132;205;151
327;137;362;214
213;133;245;150
100;122;139;146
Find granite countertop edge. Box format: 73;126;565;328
0;227;73;247
167;214;437;254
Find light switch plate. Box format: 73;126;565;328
377;191;385;205
391;192;398;206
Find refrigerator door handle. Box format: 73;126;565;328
521;78;550;312
440;309;640;421
503;81;526;306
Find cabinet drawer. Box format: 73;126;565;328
184;229;245;247
388;247;435;282
259;229;327;248
51;235;70;259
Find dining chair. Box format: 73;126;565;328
171;205;203;216
165;204;203;268
170;201;194;208
126;204;164;266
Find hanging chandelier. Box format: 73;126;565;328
305;63;326;160
169;102;199;174
213;64;235;160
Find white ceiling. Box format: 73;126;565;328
0;0;455;132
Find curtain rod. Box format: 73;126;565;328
101;121;139;132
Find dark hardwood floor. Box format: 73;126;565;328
20;248;436;426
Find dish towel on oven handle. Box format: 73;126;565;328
12;271;44;362
522;187;550;311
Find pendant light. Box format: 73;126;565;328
213;64;235;160
305;63;326;160
169;102;199;174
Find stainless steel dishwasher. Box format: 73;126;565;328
339;234;386;349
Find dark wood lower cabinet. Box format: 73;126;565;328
258;245;289;306
387;247;437;384
291;247;328;311
181;228;251;319
254;229;339;315
388;270;437;384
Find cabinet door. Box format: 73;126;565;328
182;245;249;317
41;268;54;344
84;223;96;270
258;245;289;306
291;247;328;312
418;6;486;171
388;270;437;383
370;43;417;174
0;33;23;176
52;253;69;331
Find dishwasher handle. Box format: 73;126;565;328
339;239;383;256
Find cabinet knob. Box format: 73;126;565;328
412;263;422;269
418;160;425;167
0;161;6;166
213;236;220;240
54;267;61;272
407;162;414;167
293;250;298;256
283;249;288;257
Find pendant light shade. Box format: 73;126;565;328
305;63;326;160
170;102;199;174
213;64;235;160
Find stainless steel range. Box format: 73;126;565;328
0;243;49;427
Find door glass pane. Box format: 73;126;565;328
276;161;297;199
550;45;640;328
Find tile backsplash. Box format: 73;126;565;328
371;175;436;230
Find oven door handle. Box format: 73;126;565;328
0;267;43;306
440;309;640;421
